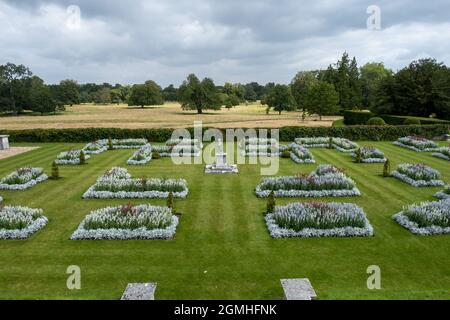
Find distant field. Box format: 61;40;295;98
0;103;340;130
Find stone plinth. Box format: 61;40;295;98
0;135;9;150
121;282;157;300
280;278;317;300
205;163;239;174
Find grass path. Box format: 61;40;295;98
0;141;448;299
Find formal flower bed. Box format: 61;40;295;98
265;201;373;238
294;137;358;152
353;146;386;163
153;138;202;157
295;137;329;148
71;204;178;240
112;138;148;149
55;150;91;165
391;163;445;187
82;140;108;154
166;138;202;147
255;164;360;198
290;144;315;164
393;136;440;152
432;147;450;161
83;167;188;199
0;206;48;239
0;168;48;190
239;138;280;156
332;138;359;153
393;199;450;235
435;186;450;199
127;144;152;165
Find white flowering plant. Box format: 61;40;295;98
295;137;330;148
0;167;48;190
127;144;152;165
353;146;386;163
435;186;450;199
294;137;358;152
0;205;48;239
332;138;359;153
55;150;91;165
83;167;188;199
393;136;439;152
265;201;373;238
71;204;178;240
432;147;450;161
0;196;3;204
290;144;315;164
152;138;202;157
391;163;445;187
393;199;450;235
83;140;108;154
256;164;360;198
239;138;282;157
112;138;149;149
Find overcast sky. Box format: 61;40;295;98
1;0;449;86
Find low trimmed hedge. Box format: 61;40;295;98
344;110;450;126
2;125;449;143
343;111;374;125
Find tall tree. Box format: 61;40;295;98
266;84;295;115
127;81;164;108
57;79;80;106
29;79;59;115
94;88;112;104
375;58;450;119
290;71;319;110
323;52;363;110
178;74;221;114
360;62;392;110
304;81;339;120
162;84;178;101
0;63;32;115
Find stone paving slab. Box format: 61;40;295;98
0;147;39;160
121;282;157;300
280;278;317;300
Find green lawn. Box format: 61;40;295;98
0;141;449;300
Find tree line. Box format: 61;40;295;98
1;52;449;119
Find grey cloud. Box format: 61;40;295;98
1;0;450;86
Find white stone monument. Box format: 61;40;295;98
0;135;10;150
205;139;238;174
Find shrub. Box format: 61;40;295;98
354;148;362;163
108;137;113;150
404;118;421;125
79;150;86;165
152;151;161;159
383;159;391;177
167;192;174;212
343;110;374;125
367;117;386;126
266;191;275;214
51;161;59;180
280;150;290;158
